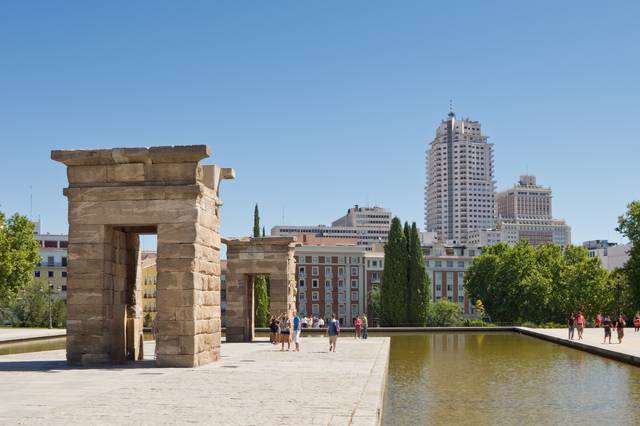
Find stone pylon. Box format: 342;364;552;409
52;145;234;367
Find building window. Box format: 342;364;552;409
339;304;346;315
350;256;358;264
338;267;345;277
312;266;319;276
312;291;319;301
372;260;378;267
312;256;319;264
312;304;319;315
325;304;333;316
299;293;306;302
325;280;332;289
351;304;359;316
425;260;430;267
62;257;68;267
458;295;464;303
446;261;454;268
48;271;54;278
48;256;55;266
299;279;305;288
44;241;57;248
59;241;68;249
351;291;358;301
299;255;305;264
351;279;358;289
457;261;464;268
371;272;380;282
34;270;40;278
324;256;332;264
62;271;67;278
351;267;358;277
299;266;306;276
325;266;331;276
435;261;442;267
312;279;319;288
338;280;344;288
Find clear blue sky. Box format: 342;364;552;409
1;1;639;249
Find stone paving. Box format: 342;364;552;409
518;326;640;365
0;336;389;425
0;328;66;343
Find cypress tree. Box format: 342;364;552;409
381;217;409;326
408;222;430;326
253;204;270;327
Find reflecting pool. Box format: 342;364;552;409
383;333;640;426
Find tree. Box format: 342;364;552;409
252;204;270;327
426;300;462;327
0;212;40;306
367;286;381;324
616;200;640;311
381;217;408;326
465;241;613;324
10;279;66;328
407;222;429;326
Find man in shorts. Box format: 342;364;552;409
293;310;301;352
327;313;340;352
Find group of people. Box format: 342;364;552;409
268;311;369;352
269;311;302;352
567;311;640;344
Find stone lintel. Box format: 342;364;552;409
51;145;210;166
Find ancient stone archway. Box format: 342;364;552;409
223;237;297;342
52;145;234;368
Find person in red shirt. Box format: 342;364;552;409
595;312;602;328
354;316;362;339
575;311;585;340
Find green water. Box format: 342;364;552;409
383;333;640;426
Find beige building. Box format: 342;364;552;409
583;240;631;271
424;111;496;243
423;242;480;316
141;252;157;324
272;205;391;249
469;175;571;247
33;222;68;298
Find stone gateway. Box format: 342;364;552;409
52;145;234;368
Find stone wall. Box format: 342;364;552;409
53;146;234;367
223;237;297;342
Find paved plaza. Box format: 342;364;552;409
0;336;389;425
518;326;640;365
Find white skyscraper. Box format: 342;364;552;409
424;111;496;243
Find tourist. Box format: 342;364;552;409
318;317;325;328
280;312;291;351
269;315;278;344
615;314;626;344
302;316;309;329
355;316;362;339
602;315;612;344
633;312;640;332
327;313;340;352
575;311;585;340
293;310;301;352
361;314;368;339
152;315;159;359
567;312;576;340
595;312;602;328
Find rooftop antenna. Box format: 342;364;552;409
448;99;455;117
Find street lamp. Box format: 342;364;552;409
48;281;53;329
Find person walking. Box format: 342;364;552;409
361;314;368;339
595;312;602;328
633;312;640;332
354;316;362;339
293;310;301;352
615;314;626;344
575;311;585;340
327;313;340;352
567;312;576;340
602;315;613;344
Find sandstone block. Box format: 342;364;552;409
106;163;145;183
145;163;200;183
69;199;198;225
67;165;108;184
148;145;210;163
